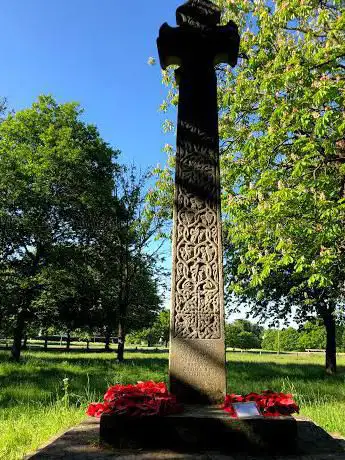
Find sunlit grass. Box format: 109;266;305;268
0;350;344;459
0;405;83;460
226;352;345;437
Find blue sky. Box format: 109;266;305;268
1;0;274;324
1;0;181;169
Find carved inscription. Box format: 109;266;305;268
173;123;221;339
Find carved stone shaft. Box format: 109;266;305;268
157;0;240;404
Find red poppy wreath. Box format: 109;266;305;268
87;381;183;417
222;391;299;418
87;381;299;419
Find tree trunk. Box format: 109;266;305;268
66;331;71;351
104;328;111;351
11;312;25;362
22;334;28;350
116;243;129;363
322;311;337;374
44;335;48;350
117;319;125;362
86;339;90;351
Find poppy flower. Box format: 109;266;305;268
244;392;261;402
86;381;183;418
86;402;112;418
223;390;299;418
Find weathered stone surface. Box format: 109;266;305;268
27;416;345;459
100;406;299;454
157;0;240;404
169;338;226;403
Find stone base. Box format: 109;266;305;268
27;415;345;459
100;405;297;454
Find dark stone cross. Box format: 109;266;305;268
100;5;297;451
157;0;240;404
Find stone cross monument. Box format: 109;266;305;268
157;0;240;404
101;5;296;452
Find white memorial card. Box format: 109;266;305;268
232;402;263;419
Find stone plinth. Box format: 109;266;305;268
100;406;298;454
27;414;345;459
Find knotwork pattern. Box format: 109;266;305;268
173;140;221;339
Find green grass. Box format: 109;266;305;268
0;350;344;459
226;352;345;436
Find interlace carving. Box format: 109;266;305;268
173;126;221;339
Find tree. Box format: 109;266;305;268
0;95;118;360
0;97;7;121
340;327;345;351
34;245;103;349
127;327;161;347
279;327;302;352
127;309;170;347
262;322;344;351
152;0;345;374
262;329;279;351
219;0;344;374
262;327;302;352
154;309;170;347
225;319;263;349
298;320;327;350
114;167;167;362
125;258;162;335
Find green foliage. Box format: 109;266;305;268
217;0;345;325
262;329;280;351
152;2;345;360
127;310;170;347
127;327;160;347
298;321;327;350
0;95;118;342
262;321;345;351
154;309;170;346
262;327;304;351
0;96;164;359
125;259;162;334
280;327;302;351
112;166;166;361
225;319;263;349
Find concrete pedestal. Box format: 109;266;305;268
100;405;298;454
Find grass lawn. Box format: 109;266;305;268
0;350;344;459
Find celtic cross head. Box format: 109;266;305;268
157;0;240;71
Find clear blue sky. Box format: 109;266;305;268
1;0;181;169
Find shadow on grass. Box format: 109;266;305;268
232;359;344;377
226;360;345;405
1;350;345;412
228;360;345;380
